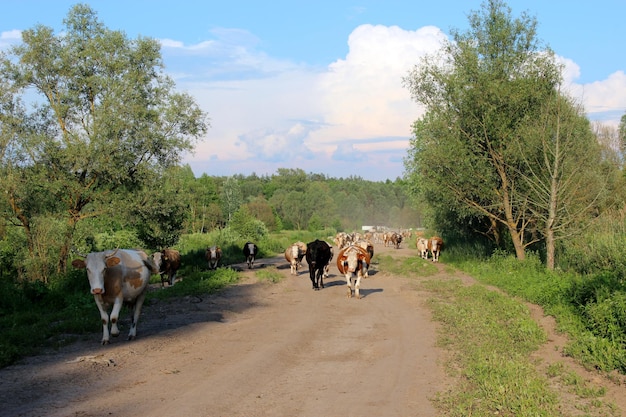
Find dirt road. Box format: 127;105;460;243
1;244;450;417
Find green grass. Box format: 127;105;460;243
255;266;284;283
420;278;561;416
376;254;439;277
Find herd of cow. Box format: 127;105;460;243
70;233;443;345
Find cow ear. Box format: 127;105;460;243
71;259;86;269
105;257;121;267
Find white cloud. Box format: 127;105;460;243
312;25;445;147
172;24;626;180
0;30;21;50
176;24;447;179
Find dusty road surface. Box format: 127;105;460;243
0;244;450;417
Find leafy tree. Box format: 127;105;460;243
0;4;208;276
229;206;268;242
221;176;243;223
131;167;190;249
187;173;222;233
403;0;562;260
245;197;280;231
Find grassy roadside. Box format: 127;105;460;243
378;255;619;416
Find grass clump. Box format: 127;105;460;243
423;278;561;416
376;254;439;278
255;267;284;284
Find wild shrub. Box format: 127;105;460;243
559;208;626;277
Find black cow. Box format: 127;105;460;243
305;239;332;290
243;242;258;269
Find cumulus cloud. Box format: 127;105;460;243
314;25;445;144
236;122;318;163
0;30;21;50
556;54;626;127
5;20;616;181
172;24;449;179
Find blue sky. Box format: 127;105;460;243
2;1;625;181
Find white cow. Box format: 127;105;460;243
206;245;222;270
72;249;155;344
285;241;307;275
416;237;429;259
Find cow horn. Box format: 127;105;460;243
106;248;120;258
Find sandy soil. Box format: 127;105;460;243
1;243;625;417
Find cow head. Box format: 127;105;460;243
340;247;367;273
289;244;299;262
152;252;164;272
72;249;121;295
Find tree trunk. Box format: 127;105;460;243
545;229;555;270
57;216;79;274
507;225;526;260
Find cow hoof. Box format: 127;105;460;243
101;340;110;345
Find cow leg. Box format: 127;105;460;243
354;272;363;299
93;295;111;345
345;274;353;298
317;270;324;289
308;264;318;289
169;272;176;286
127;291;146;341
109;297;124;339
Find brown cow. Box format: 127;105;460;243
206;245;223;270
152;248;181;287
337;245;371;299
72;249;155;344
428;236;444;262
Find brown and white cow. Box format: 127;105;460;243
285;241;307;275
390;232;403;249
428;236;444;262
416;237;429;259
355;239;374;277
337;245;371;299
206;245;223;270
72;248;156;344
243;242;258;269
152;248;181;287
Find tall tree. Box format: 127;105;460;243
517;93;608;269
0;4;208;275
221;176;243;223
403;0;562;259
